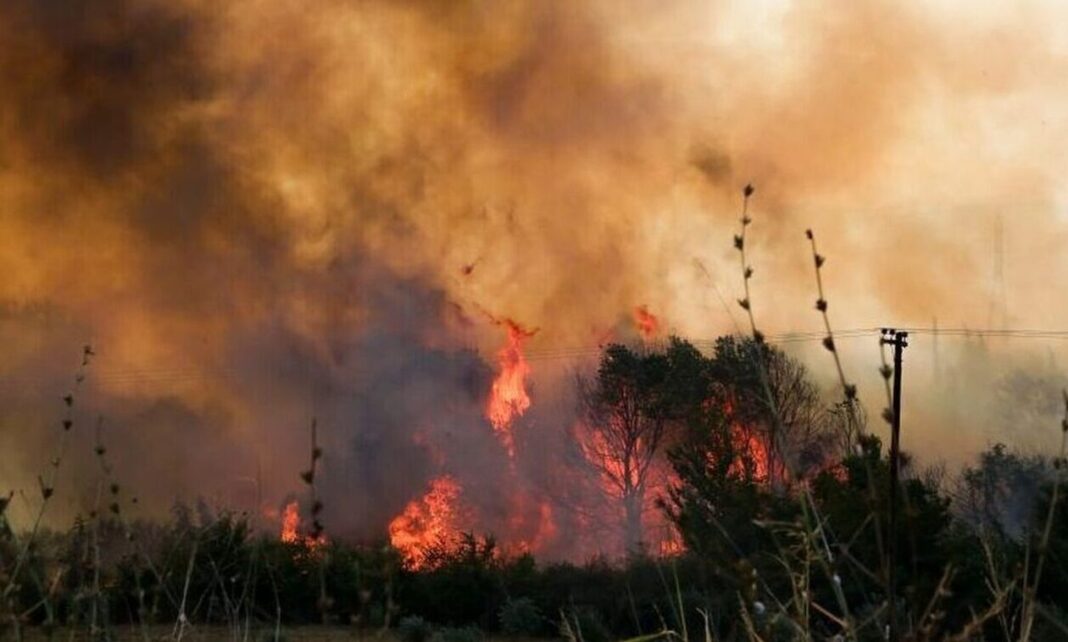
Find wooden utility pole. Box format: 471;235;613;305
880;328;908;642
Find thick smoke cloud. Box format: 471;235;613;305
2;0;1068;548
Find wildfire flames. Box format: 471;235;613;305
722;399;771;482
389;476;465;569
280;501;300;543
486;320;536;459
277;500;326;548
731;426;770;481
633;305;660;341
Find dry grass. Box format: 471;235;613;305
19;627;544;642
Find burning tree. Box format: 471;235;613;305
705;335;835;486
664;336;844;567
574;339;709;553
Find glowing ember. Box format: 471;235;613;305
389;476;463;569
486;320;536;458
633;305;660;340
657;529;686;556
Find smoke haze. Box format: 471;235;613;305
2;0;1067;552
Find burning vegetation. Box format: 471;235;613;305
4;0;1068;638
277;499;327;548
485;319;537;460
389;475;466;569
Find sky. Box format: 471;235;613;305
2;0;1068;540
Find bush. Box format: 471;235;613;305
431;625;484;642
499;597;545;636
397;615;434;642
560;607;611;642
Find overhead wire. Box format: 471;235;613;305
2;327;1067;386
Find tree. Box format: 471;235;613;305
573;339;709;553
706;336;835;487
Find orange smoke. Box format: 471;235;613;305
503;494;558;556
573;418;683;556
389;475;464;569
578;427;640;495
486;320;537;459
633;305;660;341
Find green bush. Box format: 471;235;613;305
431;625;484;642
498;597;545;636
397;615;434;642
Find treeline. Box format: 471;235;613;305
2;337;1068;641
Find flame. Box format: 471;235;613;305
574;419;682;556
730;425;770;481
657;529;686;556
578;427;641;494
722;398;770;482
389;475;463;569
280;500;300;543
633;305;660;340
504;494;558;556
486;320;536;458
277;500;327;548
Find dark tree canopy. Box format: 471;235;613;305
575;338;712;553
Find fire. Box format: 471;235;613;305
657;527;686;556
280;500;300;543
389;475;464;569
504;495;558;556
730;425;770;481
578;427;640;494
573;419;683;556
277;500;326;548
633;305;660;340
721;398;770;482
486;320;536;459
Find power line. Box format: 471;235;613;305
1;326;1066;387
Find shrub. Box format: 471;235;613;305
560;607;611;642
431;625;484;642
499;597;545;636
397;615;434;642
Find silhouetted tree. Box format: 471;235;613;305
574;339;710;553
706;336;836;487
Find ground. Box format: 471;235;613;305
17;627;545;642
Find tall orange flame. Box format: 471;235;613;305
278;500;326;547
280;500;300;543
486;320;536;459
388;475;463;569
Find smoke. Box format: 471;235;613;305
2;0;1068;550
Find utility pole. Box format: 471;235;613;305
880;328;908;642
